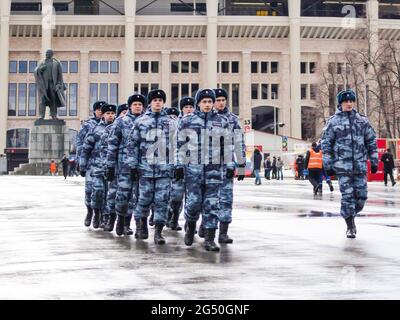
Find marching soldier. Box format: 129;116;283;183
175;89;234;252
213;88;246;244
127;89;176;245
76;101;106;226
106;94;145;236
321;89;378;238
79;104;116;228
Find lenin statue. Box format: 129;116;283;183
34;49;67;120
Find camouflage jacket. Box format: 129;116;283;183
76;116;100;164
106;110;142;173
176;109;235;183
80;120;114;177
218;106;246;167
127;108;177;178
321;107;378;175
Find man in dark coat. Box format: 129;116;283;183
34;49;67;120
381;148;396;187
60;154;69;180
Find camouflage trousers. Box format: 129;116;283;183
338;174;368;219
105;179;117;217
218;176;234;224
84;168;93;208
115;170;139;219
136;177;171;225
91;175;107;210
185;178;220;230
169;178;185;214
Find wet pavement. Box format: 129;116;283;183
0;175;399;299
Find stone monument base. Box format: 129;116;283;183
12;119;70;175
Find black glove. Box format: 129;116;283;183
175;168;184;181
226;168;235;179
326;169;335;177
106;167;115;182
80;170;86;178
371;165;378;174
130;168;139;182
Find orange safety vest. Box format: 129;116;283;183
50;163;57;173
308;149;323;169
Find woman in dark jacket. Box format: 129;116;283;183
251;149;263;185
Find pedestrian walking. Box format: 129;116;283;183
305;142;323;196
50;160;57;176
296;155;305;180
276;157;284;180
381;148;396;187
264;157;272;180
60;154;69;179
251;148;262;185
272;156;277;179
321;89;378;239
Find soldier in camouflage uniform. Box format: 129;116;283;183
321;89;378;238
106;94;145;236
76;101;106;227
103;103;129;232
212;88;246;244
127;89;176;245
166;98;196;231
175;89;235;252
79;104;116;228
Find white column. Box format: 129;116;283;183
41;0;54;59
281;53;291;137
241;50;252;121
206;0;218;88
289;0;302;139
79;50;90;120
161;50;170;99
0;0;11;154
201;50;208;88
124;0;136;99
367;0;379;59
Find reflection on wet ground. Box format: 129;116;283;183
0;176;399;299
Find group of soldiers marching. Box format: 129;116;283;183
76;88;246;252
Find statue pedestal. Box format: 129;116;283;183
11;120;70;175
29;119;70;164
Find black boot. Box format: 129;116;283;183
170;208;182;231
345;216;356;239
134;218;140;239
100;211;107;229
198;220;205;238
204;229;220;252
115;215;125;236
154;223;166;245
104;213;116;232
327;180;334;192
149;211;154;227
92;209;101;229
166;208;173;228
123;216;133;235
218;222;233;244
84;206;93;227
139;217;149;239
184;221;197;246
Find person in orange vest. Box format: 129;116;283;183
304;142;323;196
50;160;57;176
